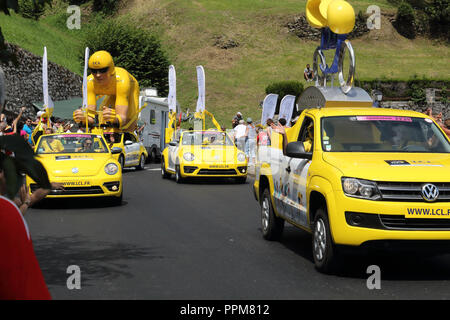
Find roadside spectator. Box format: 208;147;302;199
23;117;34;146
234;119;247;151
425;108;450;138
245;118;257;165
278;118;287;128
304;64;314;82
232;112;243;129
257;125;271;146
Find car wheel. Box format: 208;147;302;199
260;188;284;241
118;154;125;170
312;208;341;274
136;154;145;170
175;164;184;184
161;157;170;179
150;148;157;163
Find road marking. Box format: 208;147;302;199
146;168;161;171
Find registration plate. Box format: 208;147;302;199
62;181;91;186
209;165;229;168
405;207;450;218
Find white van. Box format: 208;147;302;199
139;88;179;162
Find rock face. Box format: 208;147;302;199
0;43;82;117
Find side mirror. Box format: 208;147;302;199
124;140;133;146
111;147;122;154
169;141;178;147
286;141;312;160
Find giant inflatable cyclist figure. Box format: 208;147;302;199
73;50;140;132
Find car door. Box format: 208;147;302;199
274;116;314;228
124;133;137;166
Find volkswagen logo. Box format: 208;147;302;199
421;183;439;202
72;167;79;174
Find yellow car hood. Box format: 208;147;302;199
37;153;113;177
181;146;242;163
323;153;450;182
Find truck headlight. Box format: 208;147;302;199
183;152;195;161
237;152;246;162
105;163;119;175
341;177;381;200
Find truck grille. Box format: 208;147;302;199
379;214;450;230
377;182;450;202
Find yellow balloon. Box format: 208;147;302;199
327;0;355;34
306;0;327;28
319;0;334;20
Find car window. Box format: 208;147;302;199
181;131;233;146
297;116;314;153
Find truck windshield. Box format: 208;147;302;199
321;116;450;153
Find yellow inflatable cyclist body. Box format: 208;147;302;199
73;50;140;132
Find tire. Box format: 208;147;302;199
175;164;184;184
260;188;284;240
136;154;145;170
161;157;170;179
118;154;125;170
312;208;341;274
150;148;157;163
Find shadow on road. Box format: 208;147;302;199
272;226;450;281
33;234;164;287
32;198;127;210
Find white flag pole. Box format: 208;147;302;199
42;47;54;122
82;47;89;110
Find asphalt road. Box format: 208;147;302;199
26;164;450;300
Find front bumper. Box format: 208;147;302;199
181;163;247;177
330;192;450;246
27;176;122;198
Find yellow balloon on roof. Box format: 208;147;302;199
327;0;355;34
306;0;327;28
306;0;355;34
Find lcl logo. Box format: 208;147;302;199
421;183;439;202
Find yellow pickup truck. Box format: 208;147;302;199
253;86;450;273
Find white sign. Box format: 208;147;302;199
196;65;205;113
278;95;296;125
168;65;177;112
42;47;54;114
82;47;89;109
261;93;278;125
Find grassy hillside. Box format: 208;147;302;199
1;0;448;125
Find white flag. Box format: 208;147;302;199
82;47;89;109
42;47;54;114
168;65;177;112
278;95;296;125
196;65;205;113
261;93;278;125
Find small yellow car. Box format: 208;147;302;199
26;133;123;205
161;130;248;183
103;131;148;170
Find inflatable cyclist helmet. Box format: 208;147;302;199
327;0;355;34
88;50;115;76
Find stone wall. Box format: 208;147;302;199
0;43;82;118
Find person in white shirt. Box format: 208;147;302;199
234;119;247;151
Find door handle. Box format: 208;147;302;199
285;166;291;173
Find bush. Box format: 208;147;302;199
17;0;46;20
82;19;171;95
425;0;450;40
92;0;118;16
394;2;416;39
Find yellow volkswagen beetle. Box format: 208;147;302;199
26;133;123;205
103;131;148;170
161;130;248;183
